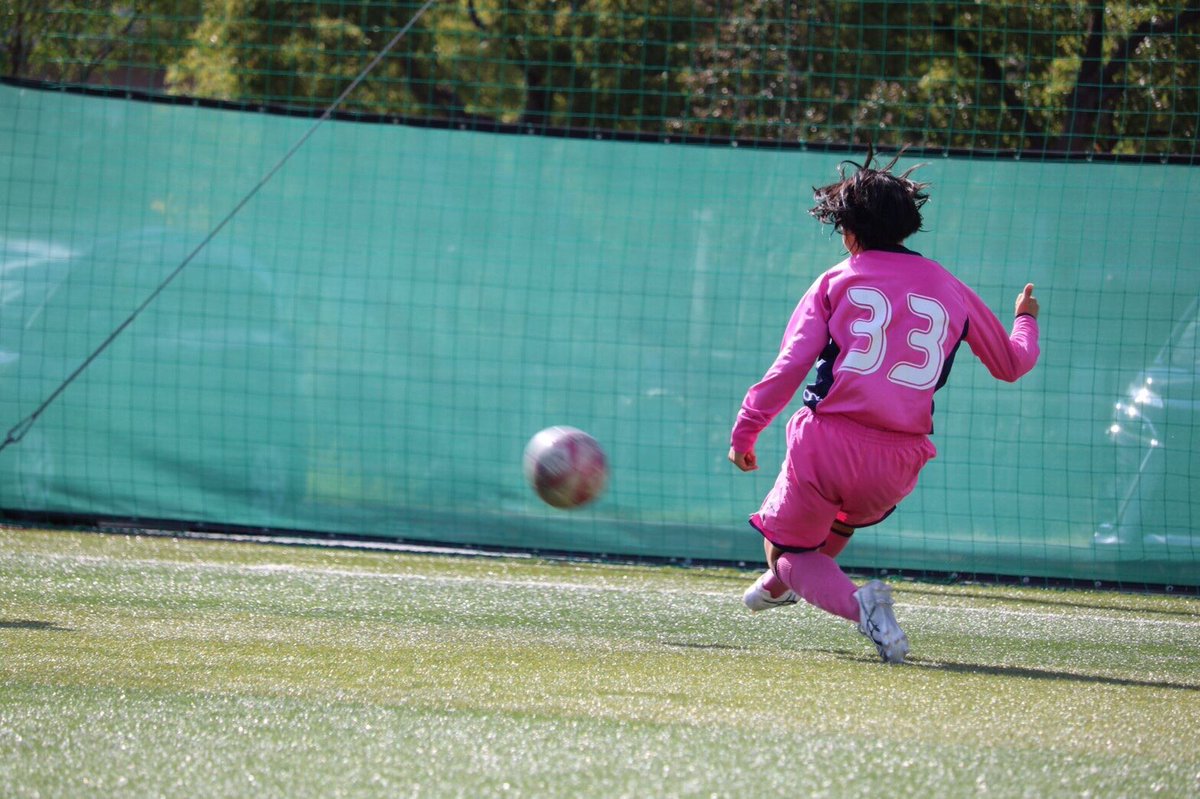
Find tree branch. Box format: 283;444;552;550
466;0;488;31
76;8;142;84
4;3;30;78
932;15;1047;152
1060;1;1107;152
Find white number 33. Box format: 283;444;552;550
839;287;950;391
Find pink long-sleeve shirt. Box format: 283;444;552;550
730;249;1040;452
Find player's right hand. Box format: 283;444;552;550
1015;283;1039;319
728;448;758;472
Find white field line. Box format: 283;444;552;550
4;550;1200;629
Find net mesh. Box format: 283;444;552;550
11;2;1198;158
1;2;1198;587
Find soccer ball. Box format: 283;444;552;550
523;426;608;509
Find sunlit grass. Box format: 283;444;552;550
2;526;1198;797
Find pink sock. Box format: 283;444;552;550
759;569;789;598
774;551;860;622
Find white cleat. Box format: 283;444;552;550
855;580;909;664
742;571;799;612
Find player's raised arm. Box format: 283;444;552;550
963;283;1041;383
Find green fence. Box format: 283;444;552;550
1;3;1198;586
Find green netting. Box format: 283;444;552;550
6;2;1198;158
1;3;1198;586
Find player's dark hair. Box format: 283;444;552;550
809;145;930;250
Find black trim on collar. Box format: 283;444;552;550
872;244;922;256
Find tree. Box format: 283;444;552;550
4;1;1198;157
2;1;200;87
679;1;1200;157
1051;1;1200;154
165;1;705;133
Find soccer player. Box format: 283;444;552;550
728;148;1041;663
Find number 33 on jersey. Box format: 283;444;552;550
840;286;949;390
731;250;1040;447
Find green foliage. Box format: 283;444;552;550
3;1;1198;155
679;1;1200;155
1;0;200;86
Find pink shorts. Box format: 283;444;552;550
750;407;936;551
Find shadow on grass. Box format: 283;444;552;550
901;586;1199;619
905;657;1200;692
818;648;1200;691
0;619;72;631
660;640;746;651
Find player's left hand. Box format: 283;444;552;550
728;448;758;472
1015;283;1039;319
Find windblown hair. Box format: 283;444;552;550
809;145;930;250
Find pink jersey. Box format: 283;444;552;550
731;249;1040;452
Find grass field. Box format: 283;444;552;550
2;525;1198;798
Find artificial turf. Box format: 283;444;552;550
2;526;1198;797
